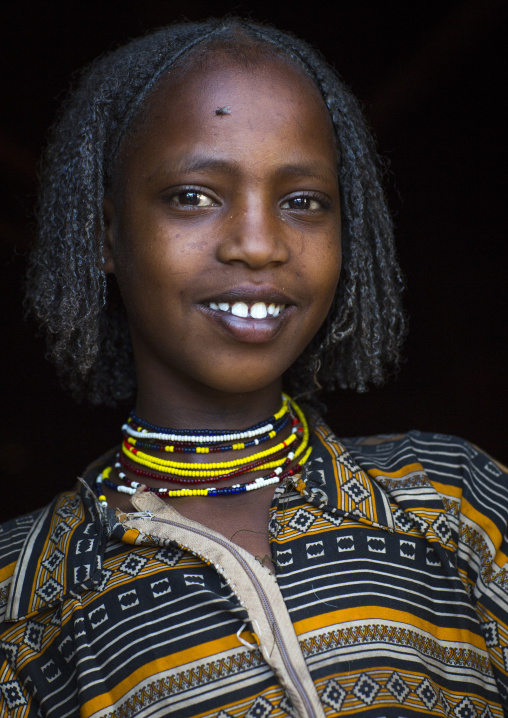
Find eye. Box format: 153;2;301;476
169;190;217;207
280;194;327;212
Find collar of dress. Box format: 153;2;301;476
4;415;451;622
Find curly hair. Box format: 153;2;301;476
25;17;406;406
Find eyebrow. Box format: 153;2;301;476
276;163;338;183
150;155;337;183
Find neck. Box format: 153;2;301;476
134;371;284;431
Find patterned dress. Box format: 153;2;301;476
1;417;507;717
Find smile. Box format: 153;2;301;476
207;301;286;319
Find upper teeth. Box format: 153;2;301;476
208;301;285;318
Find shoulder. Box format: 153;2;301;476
341;430;508;541
340;429;507;486
312;416;508;514
310;414;507;489
0;511;43;567
0;511;44;614
0;508;48;624
0;487;109;625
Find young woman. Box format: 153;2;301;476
1;18;507;718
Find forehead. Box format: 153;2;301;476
121;53;336;168
153;47;329;112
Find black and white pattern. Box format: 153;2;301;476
321;679;347;711
0;680;27;709
416;678;438;710
353;675;380;705
288;508;315;533
386;672;410;703
246;695;273;718
119;553;148;576
23;620;44;652
342;477;371;505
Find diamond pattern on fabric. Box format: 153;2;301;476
342;477;370;505
42;548;65;573
0;680;27;709
386;671;410;703
416;677;438;710
155;546;183;567
334;451;359;473
246;695;273;718
393;509;414;531
50;521;71;545
321;679;347;711
0;640;18;668
275;548;293;566
393;508;414;532
306;540;324;559
432;513;452;544
353;674;380;705
454;697;477;718
89;603;108;629
23;620;44;652
482;620;499;647
411;513;430;534
322;510;343;527
119;553;148;576
58;635;75;663
288;508;315;533
36;576;63;603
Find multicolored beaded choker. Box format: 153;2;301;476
95;394;311;505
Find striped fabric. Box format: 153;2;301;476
1;416;507;717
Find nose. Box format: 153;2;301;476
216;198;289;269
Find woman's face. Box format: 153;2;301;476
104;55;341;403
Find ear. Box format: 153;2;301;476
102;196;117;274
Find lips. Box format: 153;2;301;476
199;286;295;343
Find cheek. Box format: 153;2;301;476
315;237;342;307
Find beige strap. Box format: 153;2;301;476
125;492;325;718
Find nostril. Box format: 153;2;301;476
216;231;289;269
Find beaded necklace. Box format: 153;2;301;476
124;396;290;443
121;429;299;476
117;430;303;484
96;448;311;502
95;394;311;506
128;413;291;454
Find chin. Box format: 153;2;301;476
207;374;282;396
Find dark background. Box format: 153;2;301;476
1;0;506;522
